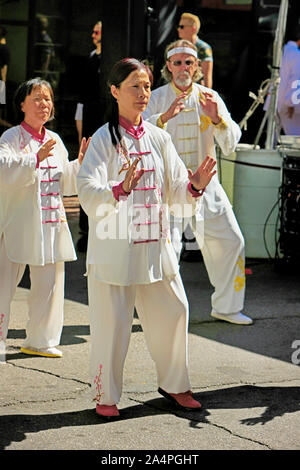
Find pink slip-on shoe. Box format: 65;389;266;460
96;404;120;418
158;387;202;410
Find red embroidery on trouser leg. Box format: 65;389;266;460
0;313;5;340
94;364;104;404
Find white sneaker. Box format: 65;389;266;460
20;346;62;357
211;310;253;325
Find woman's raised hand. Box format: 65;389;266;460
78;137;91;165
122;156;145;194
188;155;217;192
37;139;56;162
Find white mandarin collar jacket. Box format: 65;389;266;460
77;120;203;286
143;82;241;218
0;125;80;265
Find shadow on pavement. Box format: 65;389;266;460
7;325;89;346
191;385;300;427
0;384;299;450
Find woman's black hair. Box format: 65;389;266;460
13;77;54;123
106;58;152;147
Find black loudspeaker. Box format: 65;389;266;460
277;155;300;271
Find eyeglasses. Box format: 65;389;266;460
169;59;196;67
92;30;101;35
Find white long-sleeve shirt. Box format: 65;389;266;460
143;82;241;218
0;123;80;265
77;119;203;286
278;41;300;112
277;41;300;135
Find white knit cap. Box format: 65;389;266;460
167;47;198;59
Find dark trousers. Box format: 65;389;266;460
79;205;89;236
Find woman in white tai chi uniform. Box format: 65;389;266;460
0;77;89;358
77;58;216;418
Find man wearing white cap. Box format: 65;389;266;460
143;39;253;325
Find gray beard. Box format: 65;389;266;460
174;72;192;88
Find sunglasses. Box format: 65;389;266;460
177;24;191;29
169;59;196;67
92;30;101;35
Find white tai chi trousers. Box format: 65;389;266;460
171;209;246;315
88;265;191;406
0;236;65;349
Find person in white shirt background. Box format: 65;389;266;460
0;77;89;359
143;39;253;326
277;25;300;136
0;25;12;131
77;57;216;419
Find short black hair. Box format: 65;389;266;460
13;77;55;122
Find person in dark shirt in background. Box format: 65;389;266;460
177;12;213;89
35;15;55;82
75;21;106;252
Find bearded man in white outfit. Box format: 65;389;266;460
143;39;253;325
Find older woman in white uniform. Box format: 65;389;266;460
0;78;89;358
77;58;216;418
